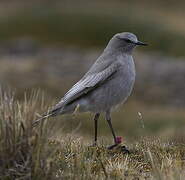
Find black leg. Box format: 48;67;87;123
105;110;117;144
93;113;100;146
105;111;130;153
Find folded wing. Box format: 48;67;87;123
49;62;119;115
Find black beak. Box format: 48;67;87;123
135;41;148;46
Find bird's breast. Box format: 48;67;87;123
81;56;136;112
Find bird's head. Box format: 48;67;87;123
107;32;147;53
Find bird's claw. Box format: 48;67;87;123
107;144;118;150
107;144;130;154
120;145;130;154
88;142;97;148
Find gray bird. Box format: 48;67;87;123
33;32;147;148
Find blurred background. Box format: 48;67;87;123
0;0;185;141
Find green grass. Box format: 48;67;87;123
0;89;185;179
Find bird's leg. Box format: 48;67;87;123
92;113;100;146
105;110;130;153
105;110;117;145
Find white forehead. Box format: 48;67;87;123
117;32;138;42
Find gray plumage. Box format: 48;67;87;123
33;32;147;147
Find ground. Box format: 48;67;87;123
0;90;185;180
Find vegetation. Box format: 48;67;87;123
0;1;185;57
0;89;185;179
0;2;185;179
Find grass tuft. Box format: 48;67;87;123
0;89;56;179
0;89;185;179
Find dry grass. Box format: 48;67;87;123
0;89;55;179
0;89;185;179
51;136;185;179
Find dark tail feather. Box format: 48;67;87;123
32;107;62;127
32;114;52;127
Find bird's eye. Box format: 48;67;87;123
124;39;132;43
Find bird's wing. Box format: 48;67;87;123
50;62;119;114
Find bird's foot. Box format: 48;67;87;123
107;136;123;150
107;144;118;150
107;144;130;154
88;142;97;148
107;136;130;153
120;145;130;154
